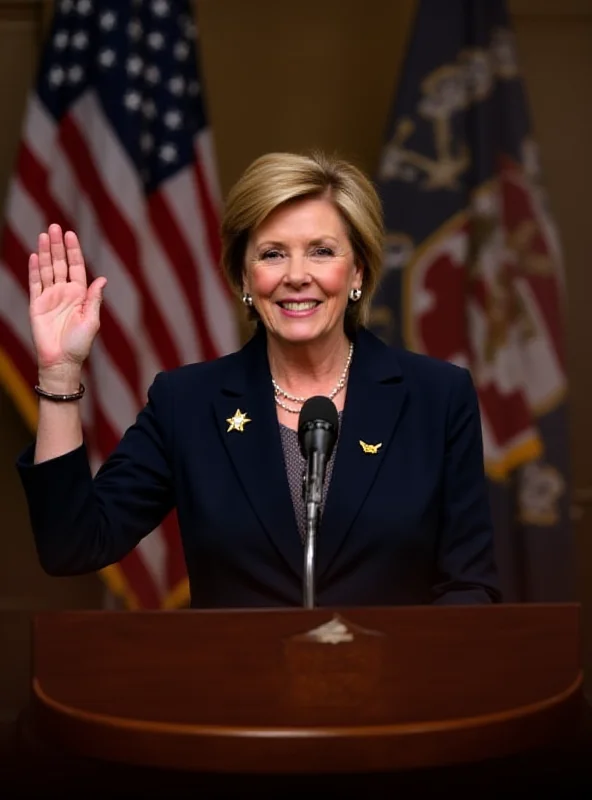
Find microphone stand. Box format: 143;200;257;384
303;451;325;609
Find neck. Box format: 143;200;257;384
267;330;351;395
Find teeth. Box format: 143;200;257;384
281;301;318;311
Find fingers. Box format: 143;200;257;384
64;229;87;288
86;277;107;318
32;224;90;292
48;223;68;283
28;253;42;302
37;231;55;290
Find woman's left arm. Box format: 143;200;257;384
431;367;502;605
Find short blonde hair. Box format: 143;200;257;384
220;151;384;330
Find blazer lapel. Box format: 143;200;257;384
317;329;408;580
214;329;303;579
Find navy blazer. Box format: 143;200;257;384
17;326;500;607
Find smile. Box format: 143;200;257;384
277;301;321;312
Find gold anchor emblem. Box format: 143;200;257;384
359;440;382;455
226;409;251;433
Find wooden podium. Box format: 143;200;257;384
16;603;585;793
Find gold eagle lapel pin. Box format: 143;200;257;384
359;440;382;455
226;409;251;433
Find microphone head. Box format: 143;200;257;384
298;396;339;459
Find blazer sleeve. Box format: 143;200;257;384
15;372;175;576
431;367;502;605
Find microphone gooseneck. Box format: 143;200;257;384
298;396;339;608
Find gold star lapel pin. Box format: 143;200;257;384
359;440;382;455
226;408;252;433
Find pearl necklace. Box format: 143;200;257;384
272;342;354;414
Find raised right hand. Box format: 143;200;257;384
29;224;107;378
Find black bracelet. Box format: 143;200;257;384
34;383;86;402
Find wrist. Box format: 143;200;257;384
37;365;83;395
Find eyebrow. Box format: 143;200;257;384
254;236;341;248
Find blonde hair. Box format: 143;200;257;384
220;151;384;330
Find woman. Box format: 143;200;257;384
17;151;500;607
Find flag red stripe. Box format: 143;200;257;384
59;115;181;369
193;159;221;268
148;192;217;361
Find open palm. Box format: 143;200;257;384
29;224;107;371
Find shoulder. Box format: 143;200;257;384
145;349;242;404
358;327;472;394
159;349;242;386
144;331;260;405
396;348;472;392
396;350;477;422
395;346;466;377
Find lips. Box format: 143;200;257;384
277;300;321;311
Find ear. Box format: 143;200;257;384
352;260;364;290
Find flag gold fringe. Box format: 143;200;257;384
0;347;38;431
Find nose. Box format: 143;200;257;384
283;252;311;287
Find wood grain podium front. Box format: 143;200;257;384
15;604;585;794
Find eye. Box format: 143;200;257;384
259;249;285;262
311;246;336;258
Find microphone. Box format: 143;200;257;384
298;396;339;608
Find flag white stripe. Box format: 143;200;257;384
23;95;57;167
4;179;46;251
91;338;138;437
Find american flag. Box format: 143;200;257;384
0;0;238;608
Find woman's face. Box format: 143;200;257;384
243;196;363;346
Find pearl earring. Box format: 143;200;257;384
242;293;253;307
349;288;362;302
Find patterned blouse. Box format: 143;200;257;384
278;414;341;542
